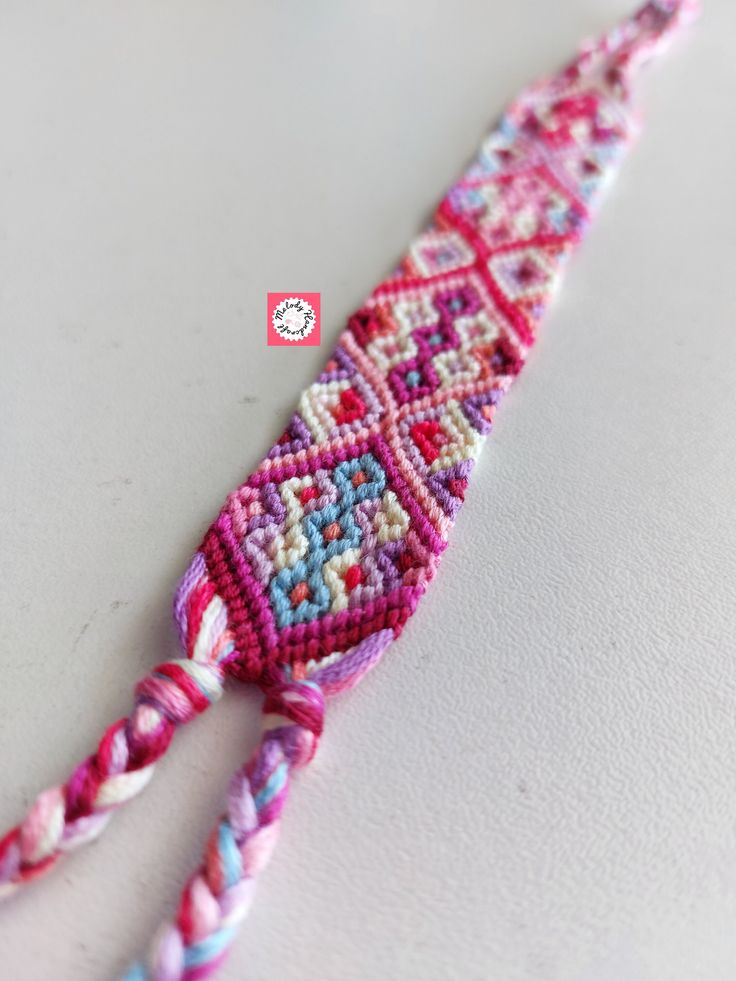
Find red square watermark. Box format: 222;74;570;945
267;293;321;346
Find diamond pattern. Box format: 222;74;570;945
200;21;644;674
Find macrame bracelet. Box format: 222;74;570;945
1;2;697;977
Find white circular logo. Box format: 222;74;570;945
271;296;317;342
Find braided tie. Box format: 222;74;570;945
123;630;391;981
0;660;225;898
0;556;232;898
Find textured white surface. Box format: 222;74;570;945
1;2;734;978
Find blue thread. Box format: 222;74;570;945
183;926;237;969
218;821;242;889
254;761;288;810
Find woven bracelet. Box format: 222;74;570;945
1;3;698;978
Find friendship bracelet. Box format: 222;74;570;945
1;2;698;977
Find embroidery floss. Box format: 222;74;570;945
1;2;697;977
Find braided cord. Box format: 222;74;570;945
0;556;233;898
122;630;392;981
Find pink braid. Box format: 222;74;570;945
121;630;391;981
0;557;233;897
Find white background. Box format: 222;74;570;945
2;2;735;978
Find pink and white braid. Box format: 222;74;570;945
0;555;232;897
121;630;391;981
